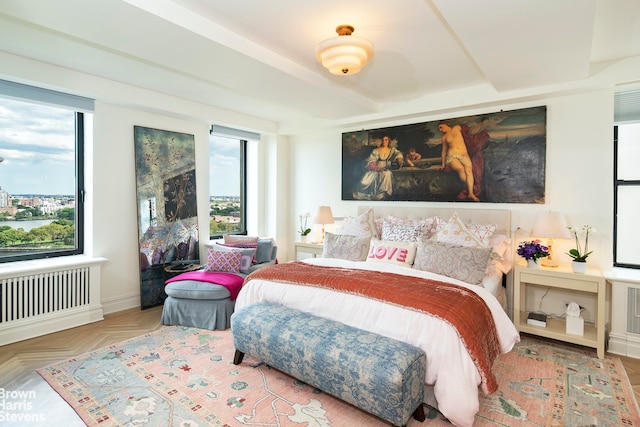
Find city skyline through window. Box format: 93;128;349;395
0;93;85;262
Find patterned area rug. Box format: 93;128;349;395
37;326;640;426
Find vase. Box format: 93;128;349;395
526;259;540;269
300;235;308;243
572;261;587;274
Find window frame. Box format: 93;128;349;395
208;136;247;239
0;82;89;264
613;124;640;269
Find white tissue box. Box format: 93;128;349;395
566;316;584;336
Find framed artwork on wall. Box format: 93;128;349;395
134;126;199;309
342;106;547;203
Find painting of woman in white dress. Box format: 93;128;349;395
352;135;404;200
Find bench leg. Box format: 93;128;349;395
233;350;245;365
413;403;425;422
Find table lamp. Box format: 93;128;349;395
313;205;334;243
531;211;570;267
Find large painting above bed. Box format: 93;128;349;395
342;106;546;203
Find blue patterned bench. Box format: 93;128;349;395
231;302;426;427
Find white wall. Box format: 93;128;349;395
0;50;283;314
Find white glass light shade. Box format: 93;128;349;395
316;26;373;75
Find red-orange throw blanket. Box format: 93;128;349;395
246;261;501;394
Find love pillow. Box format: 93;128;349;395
366;239;417;267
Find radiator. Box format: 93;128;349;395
0;256;106;346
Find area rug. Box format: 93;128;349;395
37;326;640;426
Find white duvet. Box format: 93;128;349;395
235;258;520;427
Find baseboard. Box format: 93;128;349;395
0;305;103;346
101;293;141;315
608;332;640;359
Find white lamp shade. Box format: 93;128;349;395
531;211;570;238
313;205;334;225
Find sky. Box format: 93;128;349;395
0;96;241;197
209;134;241;197
0;97;75;195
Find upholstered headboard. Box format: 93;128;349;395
356;205;511;238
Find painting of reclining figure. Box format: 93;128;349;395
342;106;546;204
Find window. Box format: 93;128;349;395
209;130;247;238
614;123;640;268
0;80;92;263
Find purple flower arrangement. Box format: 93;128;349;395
516;239;550;262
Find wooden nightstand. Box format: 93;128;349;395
513;263;608;358
293;241;324;260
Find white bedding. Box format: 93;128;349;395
235;257;520;427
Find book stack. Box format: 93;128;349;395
527;312;547;327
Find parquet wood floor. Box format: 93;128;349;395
1;307;640;424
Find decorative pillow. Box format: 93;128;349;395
322;232;371;261
414;240;493;285
204;249;242;273
255;238;275;264
214;244;256;273
489;234;513;274
366;238;417;267
465;222;497;246
381;220;429;242
435;212;487;248
339;208;379;239
223;235;259;247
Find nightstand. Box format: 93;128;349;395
293;241;324;260
513;263;608;358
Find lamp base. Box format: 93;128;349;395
540;259;558;268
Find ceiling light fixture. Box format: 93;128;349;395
316;25;373;76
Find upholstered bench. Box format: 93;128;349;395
231;302;426;427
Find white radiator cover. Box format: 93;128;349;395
606;268;640;359
0;256;107;346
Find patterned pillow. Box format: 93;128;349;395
465;223;497;246
414;240;493;285
204;249;242;273
434;214;496;245
214;244;256;273
366;238;417;267
339;208;379;239
322;232;371;261
381;220;430;242
435;212;487;248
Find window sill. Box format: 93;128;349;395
0;255;107;277
604;267;640;284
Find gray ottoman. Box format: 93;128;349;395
161;280;235;330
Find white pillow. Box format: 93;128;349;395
366;238;417;267
489;234;513;274
435;212;487;248
322;232;371;261
339;208;379;239
465;223;497;246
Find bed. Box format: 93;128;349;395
235;206;520;427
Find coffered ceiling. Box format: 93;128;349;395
0;0;638;131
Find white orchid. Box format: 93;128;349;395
567;225;595;262
298;212;311;236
